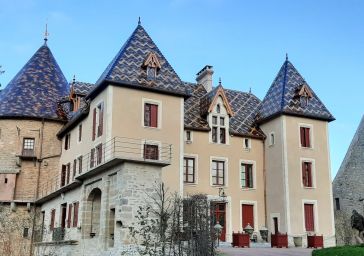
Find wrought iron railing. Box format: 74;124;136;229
37;136;172;199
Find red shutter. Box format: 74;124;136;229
50;209;55;230
307;163;312;187
98;103;104;136
305;128;310;147
150;104;158;127
92;108;96;140
304;204;314;231
302;162;307;186
61;165;66;187
242;204;254;229
73;202;79;227
300;127;305;147
67;204;72;228
66;164;70;185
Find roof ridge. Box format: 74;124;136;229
280;60;288;110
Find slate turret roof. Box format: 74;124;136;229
89;23;187;99
0;43;69;121
257;59;335;123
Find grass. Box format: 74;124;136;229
312;244;364;256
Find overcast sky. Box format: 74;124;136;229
1;0;363;179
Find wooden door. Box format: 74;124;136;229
304;204;314;231
212;203;226;241
61;204;67;229
242;204;254;229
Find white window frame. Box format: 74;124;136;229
183;154;198;185
269;132;275;146
142;98;162;129
302;199;319;233
239;200;258;232
210;156;228;187
77;124;82;144
140;139;162;160
209;99;229;145
242;138;251;151
300;158;316;189
185;130;193;143
298;123;314;149
270;213;281;234
239;160;257;190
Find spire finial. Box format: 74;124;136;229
249;87;252;94
72;74;76;84
138;17;141;25
44;23;49;44
218;77;222;86
286;53;288;61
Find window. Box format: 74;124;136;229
304;203;315;231
269;133;275;146
66;163;71;185
61;165;66;187
335;198;340;211
147;67;157;80
50;209;56;230
243;138;251;150
90;148;95;168
73;202;79;227
22;138;35;156
183;157;195;183
302;161;313;187
144;144;159;160
144;103;158;128
212;160;225;186
96;144;103;165
78;124;82;142
73;159;77;179
67;203;73;228
92;102;104;140
211;114;227;144
65;134;71;150
4;178;8;184
241;163;253;188
78;156;83;174
216;104;221;113
300;127;311;148
23;227;29;238
185;131;192;143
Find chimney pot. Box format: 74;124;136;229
196;65;214;92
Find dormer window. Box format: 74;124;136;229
147;67;157;80
211;114;227;144
298;84;313;108
143;52;161;81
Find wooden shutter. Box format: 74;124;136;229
302;162;307;186
79;124;82;142
61;165;66;187
98;103;104;136
304;204;314;231
305;128;310;147
307;162;312;187
66;164;70;185
73;202;79;227
50;209;55;230
300;127;305;147
67;204;72;228
92;108;96;141
242;204;254;229
90;148;95;168
73;159;77;179
150;104;158;127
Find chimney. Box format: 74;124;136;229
196;65;214;92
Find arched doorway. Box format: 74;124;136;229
83;188;102;237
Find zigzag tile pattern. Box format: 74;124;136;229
96;25;186;95
258;60;334;122
73;81;94;95
0;44;69;120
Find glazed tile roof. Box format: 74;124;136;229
73;81;94;96
94;24;187;97
258;59;334;123
185;83;264;138
0;43;69;120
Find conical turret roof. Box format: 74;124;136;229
258;59;335;123
0;43;69;121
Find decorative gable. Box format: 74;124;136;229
142;52;161;69
200;86;234;117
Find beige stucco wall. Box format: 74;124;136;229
184;129;265;241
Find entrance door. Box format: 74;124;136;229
61;204;67;229
242;204;254;230
212;203;226;241
304;204;315;231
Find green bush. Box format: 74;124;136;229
312;245;364;256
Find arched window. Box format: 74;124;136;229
216;104;221;113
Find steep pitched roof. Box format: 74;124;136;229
200;85;234;117
73;81;95;96
0;43;69;121
257;59;335;123
92;24;187;98
185;83;264;138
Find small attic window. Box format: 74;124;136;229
216;104;221;113
143;52;161;81
298;84;313;108
147;67;157;81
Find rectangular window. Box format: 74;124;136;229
304;203;315;231
212;160;225;186
144;144;159;160
73;202;79;227
78;156;83;174
212;116;217;125
183;157;195;183
243;138;251;149
90;148;95;168
67;203;73;228
96;144;103;165
65;134;71;150
50;209;56;230
212;127;218;143
61;165;66;187
144;103;158;128
78;124;82;142
211;114;227;144
220;128;226;144
302;162;313;187
23;227;29;238
241;163;253;188
66;163;71;185
269;133;275;146
97;103;104;137
300;127;311;148
22;138;35;156
335;198;340;211
186;131;192;142
220;117;225;126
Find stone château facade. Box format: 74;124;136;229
0;22;336;255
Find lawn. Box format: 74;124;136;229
312;245;364;256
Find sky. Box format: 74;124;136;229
0;0;363;179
